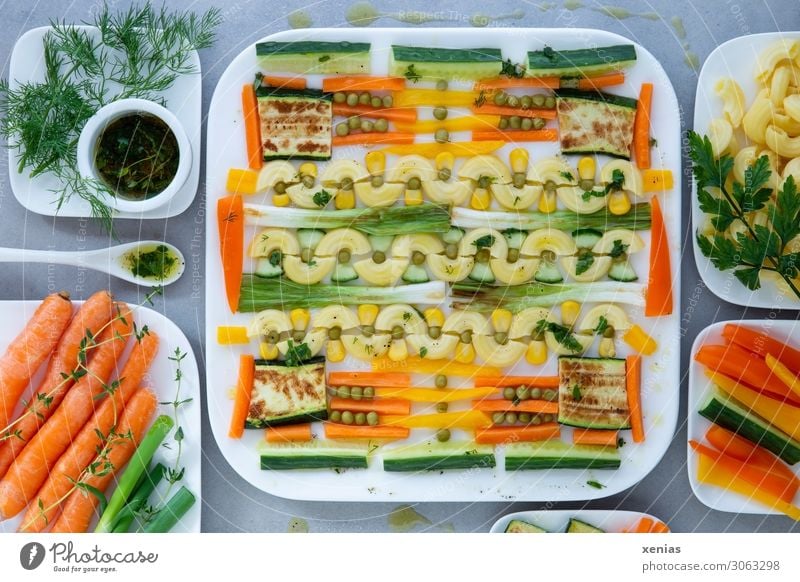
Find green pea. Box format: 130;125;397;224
363;386;375;398
340;176;354;191
530;415;542;425
494;331;508;345
532;94;545;108
407;177;422;190
603;325;616;338
506;95;520;108
533;117;546;130
475;248;490;264
367;411;379;426
330;410;342;422
266;330;279;344
391;325;405;340
371;175;385;188
460;330;473;344
436;402;448;413
498;117;509;129
373;250;386;264
492;412;506;425
507;248;520;263
382;95;393;108
436;429;451;442
530;387;542;400
362;324;375;337
509;115;521;129
518;412;532;424
520;95;533;109
434;128;449;143
338;249;351;264
493;91;507;106
301;175;315;189
355;412;367;425
335;123;349;136
371;96;383;108
428;326;442;339
444;243;459;260
433;106;448;120
436;79;448;91
328;326;342;340
579;178;595;191
341;411;354;425
505;412;518;424
301;248;313;263
520;117;533;131
516;386;531;401
333;92;347;103
358;92;371;105
292;330;305;343
346;93;359;107
542;413;554;423
360;119;374;133
374;118;389;132
543;389;557;401
438;167;451;181
477;175;491;189
348;116;361;129
435;374;448;388
274;181;287;194
503;387;516;400
412;250;426;266
544;96;556;109
351;386;363;400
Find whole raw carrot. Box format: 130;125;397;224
49;388;158;533
0;292;73;433
0;306;156;520
19;332;160;532
0;291;114;478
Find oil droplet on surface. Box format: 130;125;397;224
538;1;556;11
388;505;432;532
640;12;660;21
470;9;524;27
671;16;686;40
594;6;633;19
288;9;313;28
684;50;699;71
564;0;583;10
346;1;382;27
288;517;309;533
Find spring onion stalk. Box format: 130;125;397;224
244;202;451;235
451;281;646;312
110;463;165;533
451;203;652;231
142;486;196;533
94;415;174;533
239;275;446;311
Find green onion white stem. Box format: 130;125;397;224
451;281;646;311
451;204;652;231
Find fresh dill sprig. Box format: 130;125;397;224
0;3;221;234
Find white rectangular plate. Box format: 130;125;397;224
490;509;667;533
692;31;800;309
205;27;681;502
687;319;800;515
0;301;201;533
7;26;201;220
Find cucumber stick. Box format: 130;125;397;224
527;44;636;77
505;440;621;470
382;441;496;472
260;442;370;470
390;45;503;80
256;41;371;74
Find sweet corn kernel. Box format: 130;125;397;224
423;308;445;328
273;193;290;207
509;148;529;174
538;190;557;213
598;337;617;358
289;308;310;331
577;156;596;181
455;342;476;364
335;189;355;209
405;189;424;205
560;301;581;327
388;339;409;362
326;339;346;362
365;151;386;175
358;304;380;326
260;341;279;360
526;340;547;365
471;188;491;210
298;162;317;178
608;191;632;215
491;309;513;333
435;151;456;171
217;326;250;345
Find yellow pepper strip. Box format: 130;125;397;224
696;454;800;521
382;410;492;430
380;140;504;158
373;386;497;403
371;356;501;377
708;371;800;441
395;115;501;133
622;324;658;355
226;168;261;195
765;354;800;399
392;89;478;107
259;341;279;360
217;326;250;345
642;169;674;192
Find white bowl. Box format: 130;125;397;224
77;98;192;213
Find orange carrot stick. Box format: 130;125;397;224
634;517;655;533
626;355;644;443
474;375;559;388
470;104;557;119
705;425;799;486
0;291;113;479
644;196;673;317
473;77;560;91
572;429;620;447
0;292;73;432
229;354;254;439
265;424;313;444
471;128;558;142
19;332;159;533
328;371;411;387
475;423;560;445
649;521;670;533
634;83;653;169
722;323;800;374
261;75;307;90
323;76;406;92
48;388;158;533
328;397;410;416
323;423;409;441
578;72;626;91
0;308;154;520
472;399;559;414
217;195;245;314
331;103;417;124
332;132;415;146
242;84;262;170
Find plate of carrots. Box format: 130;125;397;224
0;291;200;533
688;320;800;520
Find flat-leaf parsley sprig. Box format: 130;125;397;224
688;130;800;299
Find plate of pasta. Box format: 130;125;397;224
692;33;800;309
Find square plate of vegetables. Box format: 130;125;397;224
0;294;201;533
687;319;800;519
205;27;681;502
691;32;800;309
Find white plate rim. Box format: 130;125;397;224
489;509;668;533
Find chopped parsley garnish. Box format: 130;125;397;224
559;170;574;182
284;341;312;366
604;168;626;194
500;58;525;78
572;383;583;401
575;249;595;275
318;55;331;62
419;346;428;359
609;239;629;259
586;480;605;489
593;315;609;336
581;189;607;202
472;234;496;249
313;189;332;207
404;64;421;83
535;319;584;353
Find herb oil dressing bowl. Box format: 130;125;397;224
77;98;192;213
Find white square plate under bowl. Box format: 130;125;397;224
7;27;202;220
0;301;201;533
687;319;800;515
205;27;681;502
490;509;668;533
692;32;800;309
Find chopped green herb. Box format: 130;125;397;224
586;479;605;489
313;189;332;207
125;245;179;281
609;239;629;259
404;64;421;83
575;249;595;275
572;384;583;401
474;90;487;107
535;319;584;353
284;341;312;366
559;171;574;182
604;168;626;194
581;189;607;202
318;55;331;62
472;234;496;249
593;315;609;336
500;58;524;78
419;346;428;359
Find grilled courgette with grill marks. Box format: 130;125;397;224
558;356;631;429
556;90;638;159
246;357;328;428
256;87;332;160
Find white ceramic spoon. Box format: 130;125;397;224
0;241;185;287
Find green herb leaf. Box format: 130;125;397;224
609;239;629;259
284;340;312;366
404;64;421;83
419;346;428;359
500;58;524;78
604;168;626;194
586;479;605;489
572;384;582;401
313;189;332;207
593;315;609;336
536;319;583;353
472;234;496;249
581;189;607;202
575;250;595;275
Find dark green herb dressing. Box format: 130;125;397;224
95;114;179;201
122;244;181;281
